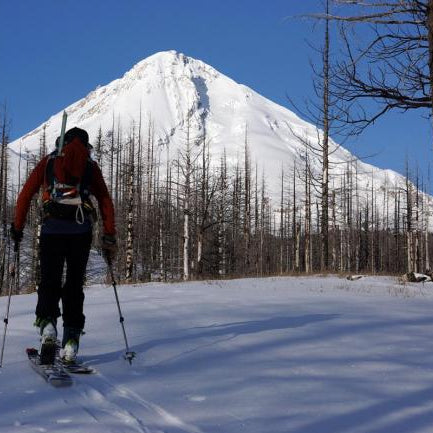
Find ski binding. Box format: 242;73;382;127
26;348;73;387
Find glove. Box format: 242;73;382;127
10;223;23;244
102;234;117;263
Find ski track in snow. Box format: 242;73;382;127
72;372;204;433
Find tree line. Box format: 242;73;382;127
0;108;431;295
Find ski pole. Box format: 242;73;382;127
0;235;7;296
107;256;136;364
0;240;19;368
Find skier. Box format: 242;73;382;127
11;127;116;363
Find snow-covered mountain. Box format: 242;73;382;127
8;50;404;203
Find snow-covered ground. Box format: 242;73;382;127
1;275;433;433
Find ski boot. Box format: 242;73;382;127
35;317;58;365
61;327;82;364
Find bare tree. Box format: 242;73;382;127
321;0;331;270
173;112;202;281
125;129;135;282
243;125;252;273
319;1;433;133
217;152;228;276
0;104;10;234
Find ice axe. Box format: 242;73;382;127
57;111;68;155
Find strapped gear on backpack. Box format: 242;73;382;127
43;150;95;224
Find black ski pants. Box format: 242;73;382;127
36;232;92;330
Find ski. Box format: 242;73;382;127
26;348;73;387
58;358;96;375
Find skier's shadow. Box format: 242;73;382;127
81;313;339;366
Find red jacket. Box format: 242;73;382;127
14;137;116;235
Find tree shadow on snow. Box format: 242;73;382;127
82;313;339;367
182;314;340;338
297;384;433;433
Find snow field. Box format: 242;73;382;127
0;275;433;432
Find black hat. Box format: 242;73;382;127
64;127;89;145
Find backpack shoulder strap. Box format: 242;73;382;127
80;158;94;198
45;151;58;193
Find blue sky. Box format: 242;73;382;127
1;0;431;179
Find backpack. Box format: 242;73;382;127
43;150;95;224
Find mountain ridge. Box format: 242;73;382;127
9;50;404;204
